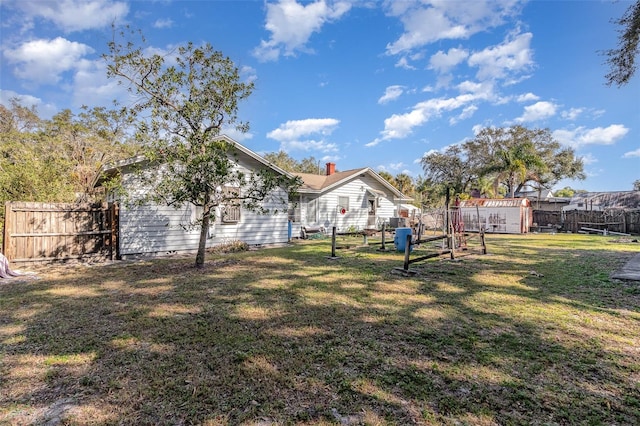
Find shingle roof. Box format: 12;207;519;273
459;198;531;208
567;191;640;210
292;168;412;201
292;168;368;191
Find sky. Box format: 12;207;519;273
1;0;638;193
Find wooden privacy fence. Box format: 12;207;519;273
533;209;640;235
2;202;119;263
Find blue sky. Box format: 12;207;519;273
1;0;638;193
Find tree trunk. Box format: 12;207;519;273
195;201;211;268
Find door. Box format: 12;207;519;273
367;197;377;227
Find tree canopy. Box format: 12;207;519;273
105;28;299;267
604;0;640;86
421;126;585;200
0;99;136;206
263;151;324;174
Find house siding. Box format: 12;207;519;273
299;175;401;233
114;157;290;257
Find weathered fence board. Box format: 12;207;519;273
2;202;119;263
533;209;640;235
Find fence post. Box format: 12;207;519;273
2;202;12;261
403;233;411;271
379;222;387;251
480;228;487;254
110;203;120;261
330;226;337;259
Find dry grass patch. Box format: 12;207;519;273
0;233;639;425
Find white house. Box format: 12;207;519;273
289;163;413;237
96;135;294;258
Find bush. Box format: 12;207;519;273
207;240;249;254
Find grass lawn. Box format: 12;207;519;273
1;233;639;425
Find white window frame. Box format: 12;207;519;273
338;196;349;212
306;198;318;223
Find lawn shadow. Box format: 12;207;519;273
1;235;639;424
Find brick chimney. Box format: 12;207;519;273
326;162;336;176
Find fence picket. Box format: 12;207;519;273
1;202;119;263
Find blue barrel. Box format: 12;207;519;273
394;227;413;252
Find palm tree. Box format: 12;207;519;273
486;141;546;198
394;173;414;196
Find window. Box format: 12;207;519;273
221;186;241;224
338;196;349;212
288;204;301;223
306;198;317;223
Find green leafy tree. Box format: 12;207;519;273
633;179;640;191
105;28;299;267
263;151;323;174
298;157;323;174
45;105;137;201
464;126;584;198
394;173;414;196
263;151;299;172
414;175;446;208
554;186;576;198
377;171;395;185
420;145;474;207
0;100;76;205
604;0;640;86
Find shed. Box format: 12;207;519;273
458;198;532;234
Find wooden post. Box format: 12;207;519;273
403;233;411;271
448;218;456;260
2;202;11;261
110;203;120;261
380;222;387;250
327;226;338;259
480;228;487;255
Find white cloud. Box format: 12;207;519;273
241;65;258;84
221;127;254;143
280;138;339;152
449;105;478;125
267;118;339;140
153;18;174;29
385;0;523;55
388;162;405;171
0;89;58;118
561;107;584;121
468;31;534;81
515;101;557;122
580;153;597;165
552;124;629;148
378;85;405;104
3;37;94;85
456;80;496;99
267;118;340;153
16;0;129;32
395;57;416;70
71;59;129;108
623;148;640;158
516;92;539;102
368;93;481;146
253;0;351;62
428;47;468;73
